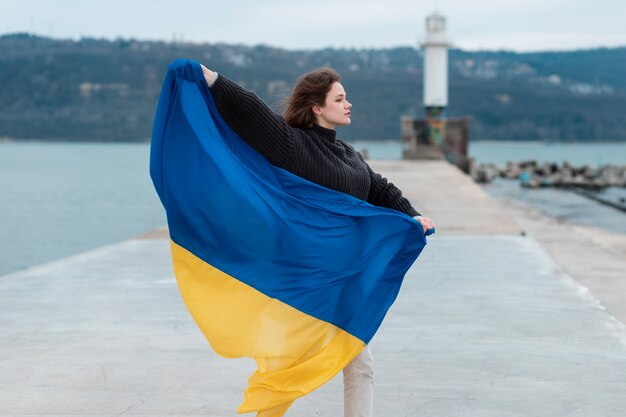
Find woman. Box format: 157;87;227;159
198;63;434;417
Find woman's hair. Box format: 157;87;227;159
282;68;341;128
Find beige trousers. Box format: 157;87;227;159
342;344;374;417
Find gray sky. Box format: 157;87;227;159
1;0;625;51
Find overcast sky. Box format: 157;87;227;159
1;0;624;52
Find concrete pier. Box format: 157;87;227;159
1;160;625;416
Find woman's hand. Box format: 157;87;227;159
413;215;435;235
201;64;216;86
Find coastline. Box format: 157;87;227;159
491;194;626;325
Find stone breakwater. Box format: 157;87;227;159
472;160;626;190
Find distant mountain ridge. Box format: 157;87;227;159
1;33;625;142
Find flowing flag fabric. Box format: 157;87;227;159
150;59;428;417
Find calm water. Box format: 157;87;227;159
0;142;165;276
481;178;626;234
350;140;626;166
0;141;624;276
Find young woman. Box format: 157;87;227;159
200;63;434;417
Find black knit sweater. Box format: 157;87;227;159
209;74;420;217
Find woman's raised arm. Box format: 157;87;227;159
201;64;295;167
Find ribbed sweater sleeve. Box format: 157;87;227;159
209;74;295;166
363;160;420;217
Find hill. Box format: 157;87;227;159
1;33;625;142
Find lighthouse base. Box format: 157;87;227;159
402;144;444;160
401;116;470;173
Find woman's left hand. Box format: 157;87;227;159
413;215;435;235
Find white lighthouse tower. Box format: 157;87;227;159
401;10;469;169
421;12;451;145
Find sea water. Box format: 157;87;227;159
0;141;624;276
0;142;165;276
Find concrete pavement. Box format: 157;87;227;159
1;160;625;416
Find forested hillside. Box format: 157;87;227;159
1;33;624;142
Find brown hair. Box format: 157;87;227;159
282;68;341;128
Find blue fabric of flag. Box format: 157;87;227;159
150;59;427;344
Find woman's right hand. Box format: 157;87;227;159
201;64;216;86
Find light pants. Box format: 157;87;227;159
343;344;373;417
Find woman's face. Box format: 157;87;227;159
313;82;352;129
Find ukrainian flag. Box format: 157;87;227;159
150;59;427;416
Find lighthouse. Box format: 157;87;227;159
401;11;469;171
422;12;450;146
